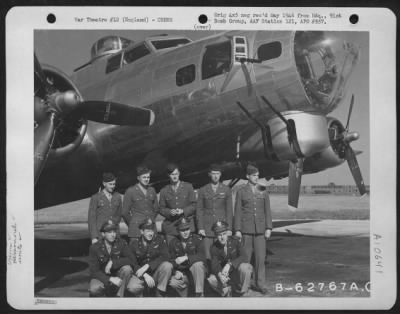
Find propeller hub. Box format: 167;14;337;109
343;132;359;143
48;90;81;115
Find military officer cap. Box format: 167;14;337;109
177;217;191;231
102;172;116;183
209;163;222;173
212;220;229;234
166;163;179;174
246;164;259;175
100;220;118;232
136;165;151;176
139;217;156;230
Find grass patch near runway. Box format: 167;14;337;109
35;194;369;224
271;194;369;220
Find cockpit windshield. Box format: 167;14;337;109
90;36;133;60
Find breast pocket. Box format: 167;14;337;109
97;200;106;209
241;196;253;207
112;197;121;206
133;195;144;202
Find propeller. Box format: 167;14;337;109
330;94;366;195
287;94;365;210
345;94;354;131
34;54;155;184
288;158;304;210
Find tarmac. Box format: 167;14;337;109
34;219;370;298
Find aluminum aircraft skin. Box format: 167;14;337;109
34;30;366;210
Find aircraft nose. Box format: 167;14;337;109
294;31;359;113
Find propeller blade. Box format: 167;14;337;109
34;54;47;87
288;158;304;210
34;113;57;184
34;54;53;95
345;94;354;131
77;101;155;126
344;143;366;195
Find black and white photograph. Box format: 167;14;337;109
6;6;396;310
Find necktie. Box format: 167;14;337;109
224;245;227;256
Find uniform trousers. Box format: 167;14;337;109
127;261;173;296
169;261;206;296
89;265;133;297
242;234;266;290
207;262;253;296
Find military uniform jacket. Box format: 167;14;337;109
196;183;233;237
122;184;159;238
129;235;169;274
169;234;206;271
234;184;273;234
159;181;197;235
88;191;122;240
88;238;138;284
210;237;247;276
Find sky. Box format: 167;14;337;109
35;30;369;186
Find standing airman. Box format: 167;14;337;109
159;163;197;244
122;166;159;243
196;164;233;261
234;164;272;294
88;172;122;244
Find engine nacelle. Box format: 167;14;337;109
303;117;347;172
267;112;330;160
40;64;88;161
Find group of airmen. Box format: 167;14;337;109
87;163;273;297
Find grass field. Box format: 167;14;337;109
34;194;370;224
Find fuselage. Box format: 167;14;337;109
35;30;359;208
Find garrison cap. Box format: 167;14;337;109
212;220;229;234
136;165;151;176
139;217;156;230
102;172;116;183
246;164;259;175
100;220;118;232
166;163;180;175
208;163;222;173
177;217;191;231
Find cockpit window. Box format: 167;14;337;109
176;64;196;86
91;36;133;60
257;42;282;62
151;38;190;50
124;44;151;64
202;41;232;80
105;53;122;74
